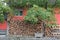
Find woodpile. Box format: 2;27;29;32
8;19;43;36
45;27;52;37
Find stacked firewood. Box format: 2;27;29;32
9;19;43;36
45;27;52;37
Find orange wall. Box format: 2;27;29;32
23;8;27;16
54;8;60;25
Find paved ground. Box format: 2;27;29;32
0;36;60;40
0;37;60;40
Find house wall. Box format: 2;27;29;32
12;8;27;21
23;8;27;16
54;8;60;25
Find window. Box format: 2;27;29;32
19;10;23;16
15;9;23;16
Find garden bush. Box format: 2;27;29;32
25;5;56;26
0;1;13;23
0;8;4;23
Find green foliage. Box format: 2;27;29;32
56;0;60;7
29;0;46;6
0;0;13;12
0;0;13;23
5;0;48;8
5;0;60;8
0;8;4;23
25;5;56;26
6;0;27;7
